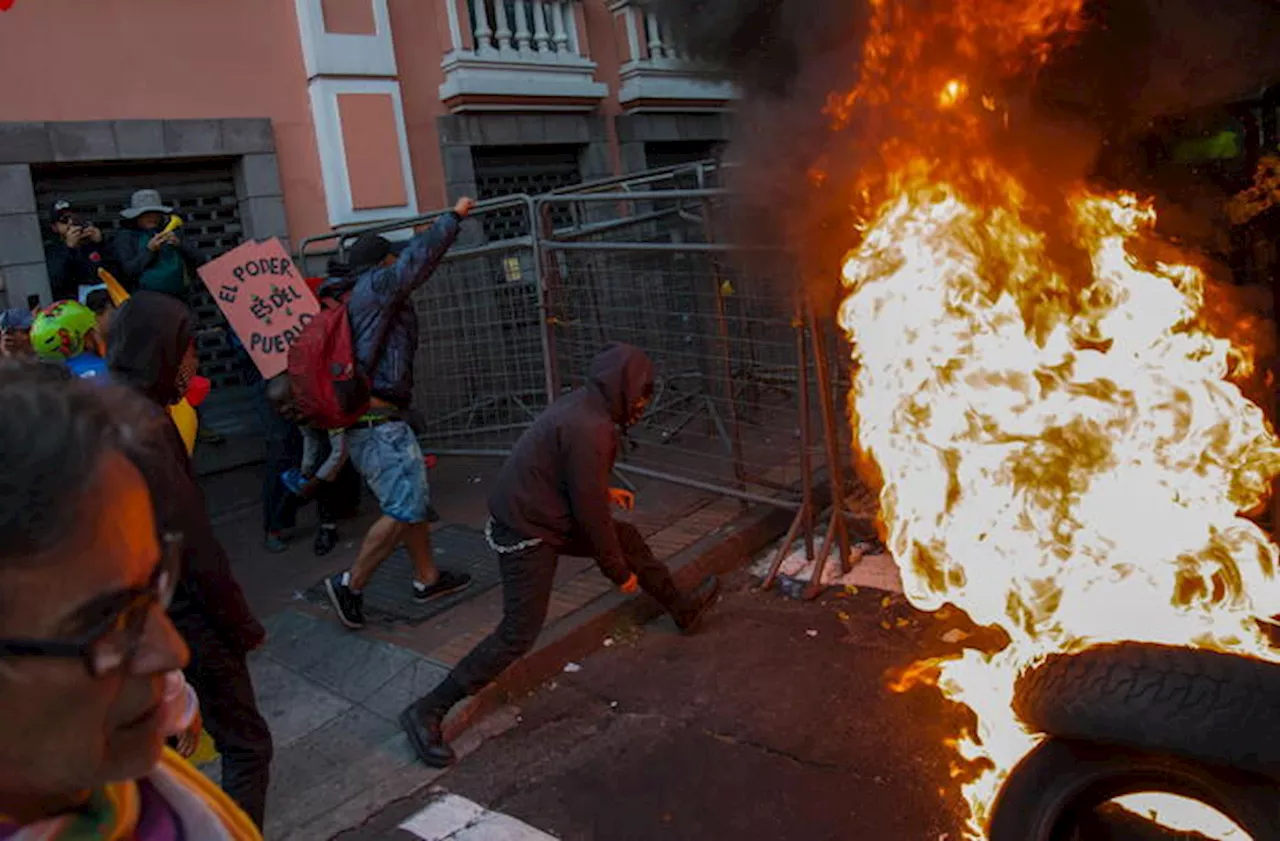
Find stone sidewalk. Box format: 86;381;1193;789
204;457;753;839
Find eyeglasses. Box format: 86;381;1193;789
0;533;182;678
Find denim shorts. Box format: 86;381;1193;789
346;420;429;524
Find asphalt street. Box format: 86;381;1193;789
339;572;973;841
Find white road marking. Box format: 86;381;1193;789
400;793;558;841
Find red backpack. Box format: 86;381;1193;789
287;289;399;428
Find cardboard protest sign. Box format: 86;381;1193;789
198;238;319;378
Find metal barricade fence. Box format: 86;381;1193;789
537;190;816;509
297;196;552;450
292;169;847;514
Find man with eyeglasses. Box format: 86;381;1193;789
108;291;273;828
0;363;262;839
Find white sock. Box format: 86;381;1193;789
341;571;362;594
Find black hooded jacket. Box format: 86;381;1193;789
107;292;265;653
489;343;655;584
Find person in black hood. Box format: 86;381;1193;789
106;291;273;828
399;343;721;768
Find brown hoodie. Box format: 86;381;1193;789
488;343;654;583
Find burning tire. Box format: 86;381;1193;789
1013;642;1280;775
988;738;1280;840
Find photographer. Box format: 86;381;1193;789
44;199;114;302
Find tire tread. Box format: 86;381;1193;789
1014;643;1280;774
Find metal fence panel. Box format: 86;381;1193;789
542;216;813;506
290;165;847;511
411;205;550;448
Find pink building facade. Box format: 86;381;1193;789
0;0;736;308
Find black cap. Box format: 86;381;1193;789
345;233;409;272
347;234;392;272
48;199;74;225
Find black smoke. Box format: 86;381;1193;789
644;0;1280;298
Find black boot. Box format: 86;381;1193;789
400;677;467;768
314;523;339;556
673;575;722;634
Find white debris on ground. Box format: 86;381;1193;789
749;535;905;595
563;662;583;674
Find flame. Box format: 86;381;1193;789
938;78;969;109
832;0;1280;837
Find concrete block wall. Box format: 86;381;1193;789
0;163;47;308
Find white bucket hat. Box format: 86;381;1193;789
121;188;173;219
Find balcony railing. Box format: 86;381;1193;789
611;4;738;109
440;0;607;109
468;0;580;58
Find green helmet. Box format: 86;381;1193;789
30;300;98;360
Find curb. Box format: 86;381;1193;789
445;500;796;739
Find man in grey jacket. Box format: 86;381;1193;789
399;343;721;768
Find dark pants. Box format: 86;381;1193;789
449;520;682;694
318;461;362;522
181;620;273;828
257;380;302;535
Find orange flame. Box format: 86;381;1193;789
833;0;1280;837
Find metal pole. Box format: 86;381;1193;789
796;297;815;561
526;195;558;408
423;448;802;511
615;464;800;510
700;197;749;509
804;300;852;600
536;201;564;400
540;240;752;254
544;188;726;202
762;509;805;590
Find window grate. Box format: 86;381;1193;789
472;145;583;242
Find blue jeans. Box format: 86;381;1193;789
347;420;430;524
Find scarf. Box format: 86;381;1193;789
0;750;260;841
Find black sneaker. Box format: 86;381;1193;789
325;573;366;629
400;699;457;768
314;525;339;556
412;570;473;604
674;575;722;635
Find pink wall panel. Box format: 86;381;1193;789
321;0;377;35
337;93;408;211
0;0;327;241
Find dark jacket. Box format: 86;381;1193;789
347;212;461;409
45;238;115;301
489;343;655;585
111;227;206;298
107;292;265;654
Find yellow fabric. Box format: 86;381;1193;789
100;783;137;841
169;400;199;456
0;749;258;840
96;268;199;456
189;729;220;766
157;749;262;841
